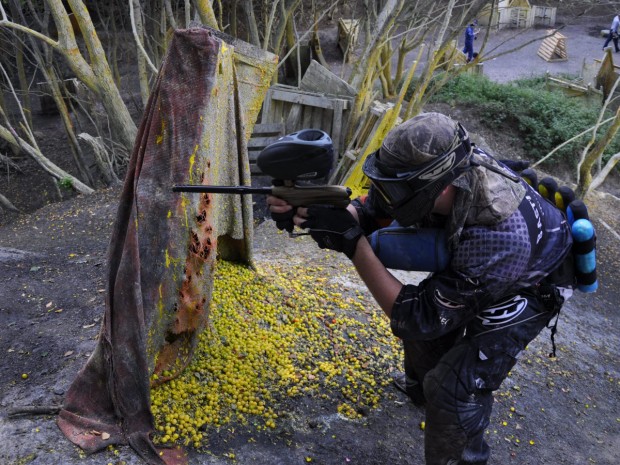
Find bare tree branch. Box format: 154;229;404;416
0;4;60;50
589;152;620;193
0;192;21;212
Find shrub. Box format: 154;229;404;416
58;177;73;190
425;74;619;168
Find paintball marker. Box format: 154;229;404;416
172;129;351;208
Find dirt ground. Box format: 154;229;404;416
1;9;620;465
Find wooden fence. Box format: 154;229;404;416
259;84;354;156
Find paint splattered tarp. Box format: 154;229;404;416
57;28;276;464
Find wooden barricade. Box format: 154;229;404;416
509;6;533;28
259;84;353;156
36;78;79;114
338;19;360;63
545;73;603;102
247;123;285;175
595;49;620;100
486;2;555;30
537;30;568;62
299;60;356;98
533;6;556;26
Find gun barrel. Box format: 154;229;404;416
172;184;351;208
172;185;273;195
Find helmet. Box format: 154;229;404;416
363;114;474;226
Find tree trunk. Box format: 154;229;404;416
194;0;219;29
589;153;620;193
163;0;178;29
404;0;457;119
349;0;404;91
239;0;260;46
272;0;300;57
230;0;238;37
46;68;94;185
0;192;21;212
131;0;151;106
347;0;404;140
46;0;138;152
8;1;33;129
0;123;94;194
577;111;620;197
184;0;191;27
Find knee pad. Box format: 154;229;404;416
423;342;493;438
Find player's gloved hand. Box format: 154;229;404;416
271;210;295;233
267;185;294;233
299;205;363;259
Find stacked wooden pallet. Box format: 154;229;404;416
259;85;351;155
537;30;568;62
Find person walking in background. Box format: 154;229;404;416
603;13;620;52
462;22;477;62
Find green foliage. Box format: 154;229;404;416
58;177;73;190
428;74;620;167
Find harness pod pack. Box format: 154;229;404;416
528;171;598;294
566;200;598;293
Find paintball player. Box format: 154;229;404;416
267;112;575;465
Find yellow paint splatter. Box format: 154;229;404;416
180;195;189;229
157;284;164;322
188;145;199;184
156;119;166;145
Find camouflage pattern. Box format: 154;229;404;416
379;112;459;169
448;148;526;249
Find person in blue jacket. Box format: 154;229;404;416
463;23;477;62
268;112;575;465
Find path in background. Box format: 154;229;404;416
482;15;605;83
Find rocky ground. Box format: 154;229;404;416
1;9;620;465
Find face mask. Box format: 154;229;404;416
363;123;473;225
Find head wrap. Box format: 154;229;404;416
379;112;458;169
447;151;526;248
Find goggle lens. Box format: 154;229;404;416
370;179;415;206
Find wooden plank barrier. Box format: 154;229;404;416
537;30;568;62
259;84;353;156
595;49;620;99
338;19;360;63
247;123;285;175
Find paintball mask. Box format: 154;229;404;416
363;122;474;226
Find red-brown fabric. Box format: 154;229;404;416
58;29;233;465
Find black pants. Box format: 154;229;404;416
604;33;619;51
403;289;557;465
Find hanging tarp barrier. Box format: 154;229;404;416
57;27;277;465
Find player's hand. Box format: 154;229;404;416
295;205;363;259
